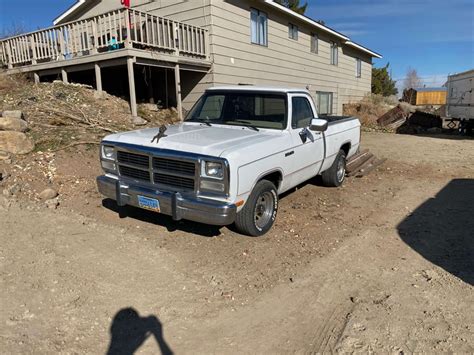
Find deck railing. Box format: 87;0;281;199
0;8;208;69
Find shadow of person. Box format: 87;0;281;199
397;179;474;285
107;308;173;355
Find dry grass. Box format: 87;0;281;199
343;94;397;127
0;73;177;151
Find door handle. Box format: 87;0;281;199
285;151;295;157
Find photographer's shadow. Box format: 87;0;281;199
107;308;173;355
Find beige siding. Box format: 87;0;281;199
67;0;375;113
209;0;372;115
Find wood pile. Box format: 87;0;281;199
346;149;386;178
377;106;409;129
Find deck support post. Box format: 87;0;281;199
33;72;40;84
61;68;68;84
174;63;183;121
94;62;102;93
6;43;13;69
127;56;138;117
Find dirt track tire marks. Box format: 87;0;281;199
310;302;354;353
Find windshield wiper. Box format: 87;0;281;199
230;120;260;131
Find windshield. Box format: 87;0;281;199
186;91;288;130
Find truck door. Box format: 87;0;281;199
287;94;325;186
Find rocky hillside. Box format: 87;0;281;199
0;73;178;208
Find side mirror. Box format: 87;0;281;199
309;118;328;132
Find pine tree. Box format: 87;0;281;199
274;0;308;15
372;63;398;97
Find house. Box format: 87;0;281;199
0;0;382;119
402;87;447;106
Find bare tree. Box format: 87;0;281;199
0;22;27;39
404;67;423;90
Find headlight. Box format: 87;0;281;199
102;145;116;160
203;161;224;179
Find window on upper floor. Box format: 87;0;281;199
311;33;318;54
250;8;268;46
356;58;362;78
330;42;338;66
289;23;298;40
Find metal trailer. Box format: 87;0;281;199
446;69;474;134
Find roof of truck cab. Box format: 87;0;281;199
206;86;311;94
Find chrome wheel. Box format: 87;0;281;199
254;191;274;230
336;157;346;183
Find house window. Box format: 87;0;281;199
250;8;268;46
330;42;338;66
311;33;318;53
317;92;333;116
289;23;298;40
356;58;362;78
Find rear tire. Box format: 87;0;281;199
322;150;346;187
234;180;278;237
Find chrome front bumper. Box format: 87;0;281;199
97;175;237;226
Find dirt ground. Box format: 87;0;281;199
1;132;473;354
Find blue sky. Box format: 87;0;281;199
1;0;473;90
307;0;474;90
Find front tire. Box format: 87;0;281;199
322;150;347;187
234;180;278;237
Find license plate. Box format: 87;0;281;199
137;195;160;212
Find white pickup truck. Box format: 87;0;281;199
97;87;360;236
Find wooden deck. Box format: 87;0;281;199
0;8;210;72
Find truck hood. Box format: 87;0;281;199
103;122;283;157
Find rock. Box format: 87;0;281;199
139;103;159;112
45;197;59;210
1;110;24;120
0;131;35;155
131;116;148;126
39;188;58;201
0;117;28;132
0;150;11;161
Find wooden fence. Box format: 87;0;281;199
0;8;208;69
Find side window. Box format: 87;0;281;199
289;23;298;40
311;33;318;54
356;58;362;78
251;8;268;46
330;42;338;66
292;97;314;129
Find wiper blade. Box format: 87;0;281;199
231;120;260;131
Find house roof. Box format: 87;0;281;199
54;0;88;25
414;87;447;92
53;0;382;58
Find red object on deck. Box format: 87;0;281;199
121;0;130;8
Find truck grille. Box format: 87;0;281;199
119;165;151;182
116;150;196;191
153;158;195;176
117;151;149;168
154;173;195;190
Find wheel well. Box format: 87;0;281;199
259;171;282;190
340;142;351;156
